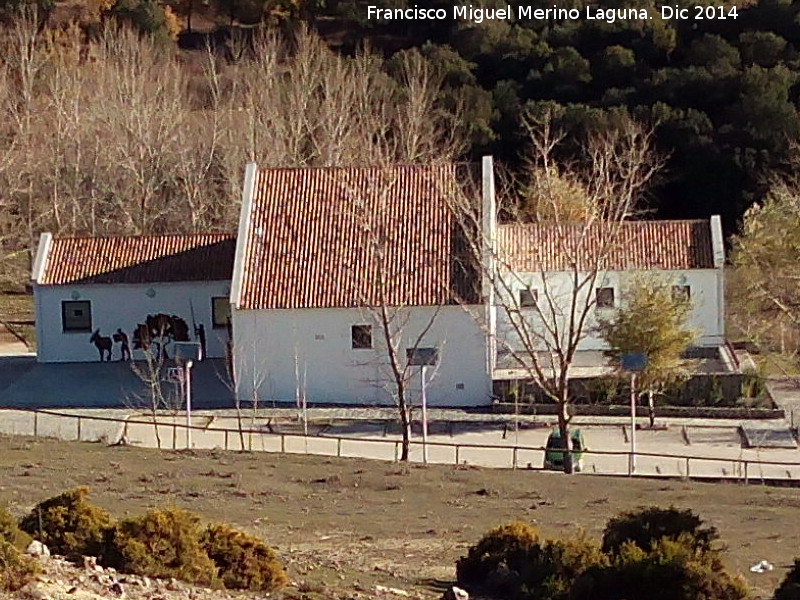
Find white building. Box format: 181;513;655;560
228;163;493;407
30;157;731;405
492;217;728;379
31;234;234;363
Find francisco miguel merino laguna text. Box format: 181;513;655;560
366;5;739;23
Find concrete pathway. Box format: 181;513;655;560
0;352;797;482
0;357;233;409
2;407;799;482
766;378;800;428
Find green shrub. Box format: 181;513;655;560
708;375;725;406
775;559;800;600
104;507;219;587
582;377;622;404
0;507;31;550
741;369;767;400
19;487;112;560
0;540;39;592
572;536;750;600
456;522;539;591
601;506;718;556
457;523;606;600
519;534;608;600
201;524;288;591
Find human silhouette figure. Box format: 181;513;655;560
115;328;131;361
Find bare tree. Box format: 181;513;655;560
730;143;800;364
333;164;464;462
0;19;467;290
127;341;170;450
454;108;663;472
172;47;224;232
94;25;187;234
0;9;48;273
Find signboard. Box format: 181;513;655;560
167;367;184;383
173;341;203;363
621;353;647;372
406;347;438;366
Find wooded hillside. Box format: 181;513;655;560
0;0;798;287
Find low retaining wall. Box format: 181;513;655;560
491;402;785;420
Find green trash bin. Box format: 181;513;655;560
543;427;585;472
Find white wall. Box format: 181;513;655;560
35;281;231;362
232;305;493;407
495;268;725;352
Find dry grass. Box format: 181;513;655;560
0;292;33;321
0;292;35;350
0;435;796;598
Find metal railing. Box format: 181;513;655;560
724;340;741;371
1;407;799;484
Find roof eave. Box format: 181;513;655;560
710;215;725;268
229;162;258;310
30;232;52;284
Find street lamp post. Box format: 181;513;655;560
185;359;193;449
421;365;428;464
629;370;636;473
406;347;438;465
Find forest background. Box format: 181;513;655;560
0;0;798;330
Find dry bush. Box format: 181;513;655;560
776;559;800;600
202;523;288;591
19;487;112;560
0;540;39;592
460;509;748;600
455;521;539;593
104;507;219;587
572;536;750;600
0;506;31;550
601;506;719;556
457;522;607;600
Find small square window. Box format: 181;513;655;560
672;285;691;302
596;287;615;309
352;325;372;349
62;300;92;332
519;288;538;308
212;297;231;328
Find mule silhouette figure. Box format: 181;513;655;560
90;329;112;361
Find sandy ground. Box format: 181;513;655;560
0;434;798;600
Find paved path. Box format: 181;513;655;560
0;352;797;482
0;357;232;408
767;378;800;428
2;407;799;482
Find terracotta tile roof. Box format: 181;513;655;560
238;164;477;310
40;234;235;285
498;220;714;272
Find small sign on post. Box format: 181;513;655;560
406;348;439;464
167;367;183;383
621;353;647;475
621;353;647;372
406;347;438;366
172;342;203;450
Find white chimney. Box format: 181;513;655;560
481;156;497;373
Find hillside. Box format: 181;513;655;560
0;434;797;599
